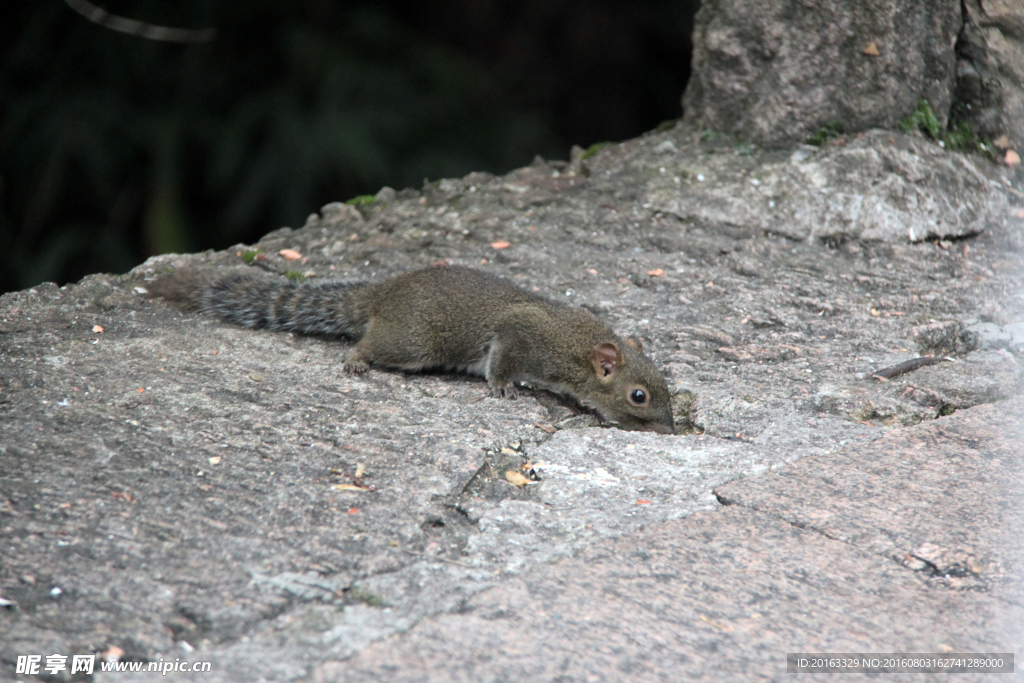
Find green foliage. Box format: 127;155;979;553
942;120;995;159
283;270;306;281
346;195;377;207
581;141;614;160
0;1;562;292
348;585;385;607
899;99;942;140
240;249;260;264
807;121;845;146
943;121;976;150
898;101;995;159
1;0;695;294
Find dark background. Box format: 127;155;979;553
0;0;698;294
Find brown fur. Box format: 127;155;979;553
150;265;674;433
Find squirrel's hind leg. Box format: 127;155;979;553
348;320;433;373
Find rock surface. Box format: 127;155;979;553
682;0;962;146
338;399;1024;682
957;0;1024;150
647;130;1008;242
1;124;1023;680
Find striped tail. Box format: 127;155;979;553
152;269;371;339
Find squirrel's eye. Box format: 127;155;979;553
629;388;647;405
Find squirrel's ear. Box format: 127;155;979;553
590;342;622;382
624;335;644;352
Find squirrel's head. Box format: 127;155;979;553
586;338;674;434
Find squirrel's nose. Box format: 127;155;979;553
647;421;675;435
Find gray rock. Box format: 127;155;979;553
317;202;363;227
682;0;962;146
966;320;1018;350
333;400;1023;682
910;349;1023;407
646;130;1007;242
1007;322;1024;351
1;125;1021;681
956;0;1024;150
716;397;1024;595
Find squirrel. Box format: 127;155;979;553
149;264;675;434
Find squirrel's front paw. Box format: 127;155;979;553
490;382;519;399
343;352;370;375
